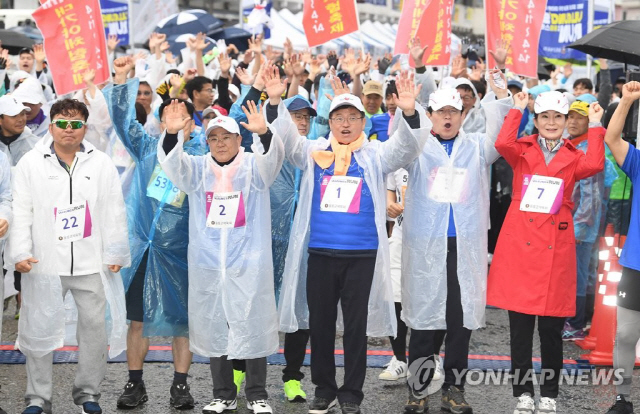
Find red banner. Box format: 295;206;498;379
393;0;427;55
302;0;359;48
416;0;453;66
33;0;110;95
485;0;548;78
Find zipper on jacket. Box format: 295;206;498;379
66;159;78;275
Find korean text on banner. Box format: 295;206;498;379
100;0;129;46
302;0;359;48
394;0;426;55
416;0;454;66
33;0;110;96
485;0;548;78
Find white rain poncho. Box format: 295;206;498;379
454;78;487;134
10;135;131;358
272;100;432;337
0;152;12;344
157;128;285;359
401;92;513;330
0;126;38;167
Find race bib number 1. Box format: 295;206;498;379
520;174;564;214
320;175;362;213
54;201;92;242
205;191;246;228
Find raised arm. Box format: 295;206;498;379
605;82;640;167
575;103;605;180
482;69;514;164
494;92;528;167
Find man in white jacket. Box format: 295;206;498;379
0;95;39;166
0;150;12;414
11;99;131;414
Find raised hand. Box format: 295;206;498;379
451;55;467;78
194;32;210;51
395;71;421;116
148;32;162;52
589;102;604;123
326;76;350;101
291;54;306;77
248;34;263;54
489;38;510;69
82;68;96;85
513;91;528;109
164;100;191;134
487;68;508;99
240;100;268;135
236;66;257;86
409;37;428;68
243;50;255;65
113;56;134;84
354;54;371;76
165;51;177;65
218;52;232;77
263;65;288;103
283;38;293;60
622;81;640;102
184;68;197;82
33;43;46;71
107;34;120;52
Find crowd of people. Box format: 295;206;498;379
0;26;638;414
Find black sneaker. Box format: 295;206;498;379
340;402;361;414
117;380;148;408
405;392;428;413
170;383;195;409
441;386;473;414
308;397;338;413
606;395;634;414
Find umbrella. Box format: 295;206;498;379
8;25;43;42
0;29;35;54
537;60;555;81
567;20;640;67
210;27;252;51
155;9;224;38
167;33;216;56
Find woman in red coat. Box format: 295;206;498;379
487;91;604;414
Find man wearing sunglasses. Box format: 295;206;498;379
11;98;130;414
103;56;207;410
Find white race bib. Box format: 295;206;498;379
205;191;246;228
320;175;362;213
146;165;186;208
55;201;92;243
429;167;468;204
520;174;564;214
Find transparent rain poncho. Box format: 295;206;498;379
103;78;207;337
157;128;284;359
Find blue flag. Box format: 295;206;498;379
100;0;129;46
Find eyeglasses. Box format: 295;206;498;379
54;119;86;130
434;109;461;116
137;90;152;96
207;134;235;145
293;113;312;122
201;88;214;94
329;116;363;124
460;95;475;102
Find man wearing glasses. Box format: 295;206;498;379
454;78;487;134
11;99;130;414
265;68;430;414
103;57;206;410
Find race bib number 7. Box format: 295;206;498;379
320;175;362;213
205;191;246;228
520;174;564;214
54;201;92;242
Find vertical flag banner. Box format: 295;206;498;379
486;0;548;78
393;0;427;55
33;0;110;95
539;0;611;61
302;0;359;48
416;0;454;66
100;0;129;45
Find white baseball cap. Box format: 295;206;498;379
329;94;365;114
228;84;240;99
11;77;46;105
205;115;240;137
534;91;569;115
428;88;463;111
0;95;31;116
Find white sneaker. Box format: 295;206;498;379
379;356;408;380
247;399;273;413
426;357;444;395
513;393;535;414
203;398;237;413
536;397;557;414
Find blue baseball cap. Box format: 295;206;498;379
575;93;597;104
285;95;317;117
507;80;523;91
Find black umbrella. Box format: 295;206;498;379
0;29;35;54
567;20;640;66
155;9;224;38
210;27;252;51
8;25;43;42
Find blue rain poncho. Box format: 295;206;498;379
103;78;207;337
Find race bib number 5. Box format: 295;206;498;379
520;174;564;214
320;175;362;213
205;191;246;228
54;201;92;242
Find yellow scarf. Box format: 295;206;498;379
311;133;366;175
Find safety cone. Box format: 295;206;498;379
581;252;622;365
578;225;617;350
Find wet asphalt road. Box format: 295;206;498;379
0;301;637;414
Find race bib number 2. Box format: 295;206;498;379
205;191;246;228
320;175;362;213
54;201;92;242
520;174;564;214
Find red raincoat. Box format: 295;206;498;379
487;109;604;317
